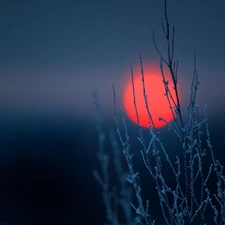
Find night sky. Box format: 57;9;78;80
0;0;225;224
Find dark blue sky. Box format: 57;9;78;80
1;0;225;120
0;0;225;224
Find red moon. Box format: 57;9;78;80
123;64;177;128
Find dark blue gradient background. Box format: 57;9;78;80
0;0;225;224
